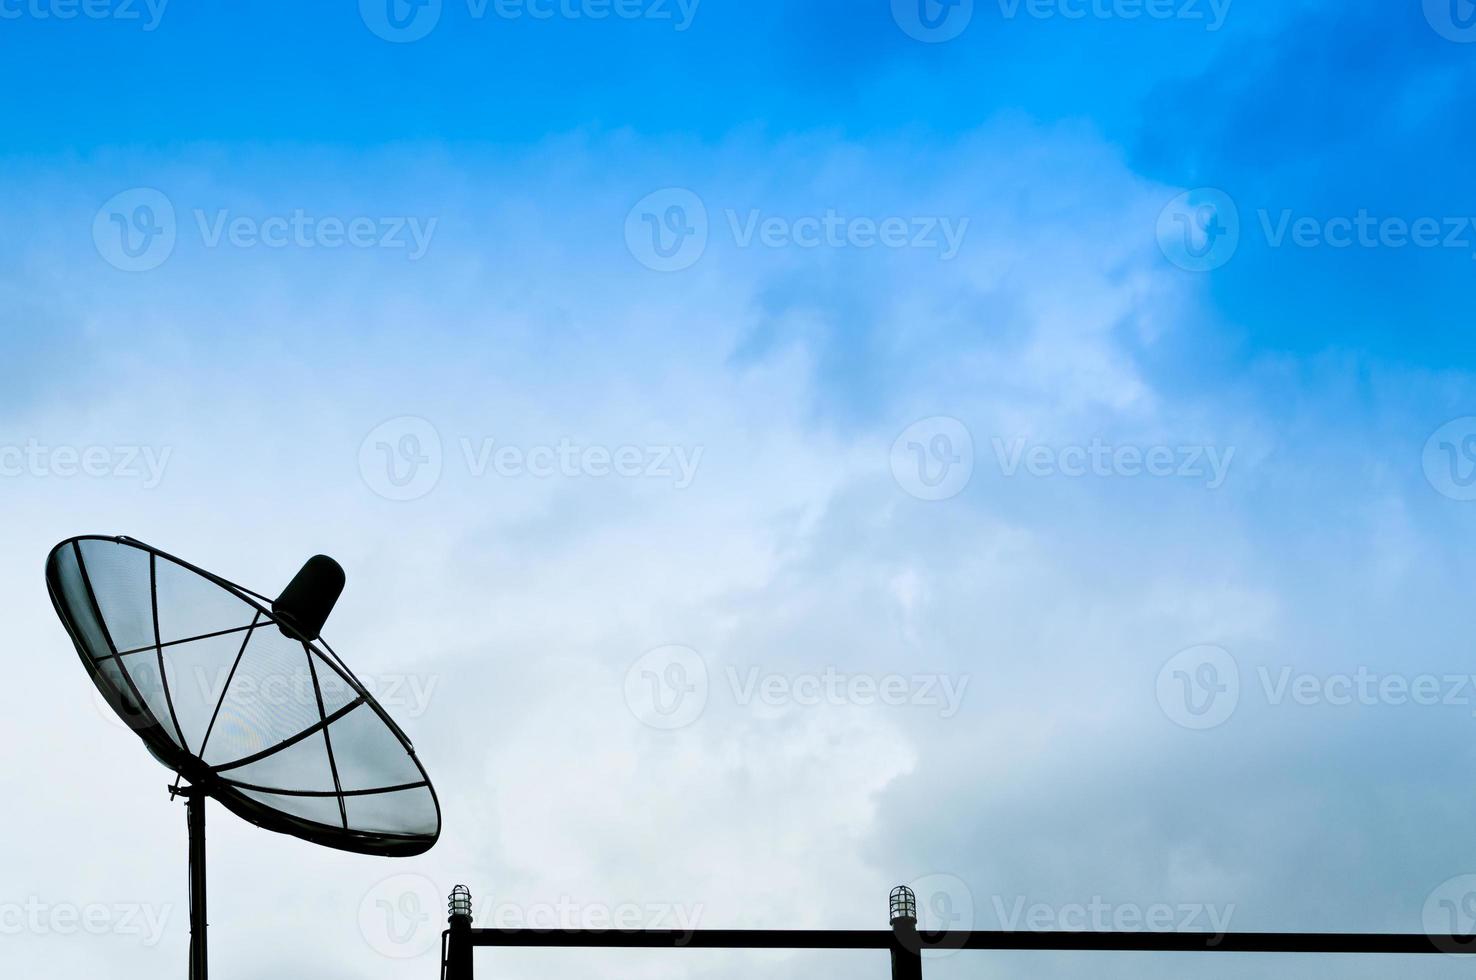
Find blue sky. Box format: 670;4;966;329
5;0;1473;368
5;2;1476;979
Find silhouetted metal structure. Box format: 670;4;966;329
440;884;1476;980
47;535;440;980
889;886;921;980
444;885;475;980
182;786;207;980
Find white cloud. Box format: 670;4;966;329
3;120;1471;980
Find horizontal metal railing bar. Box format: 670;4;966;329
950;931;1474;954
467;929;894;949
461;928;1476;954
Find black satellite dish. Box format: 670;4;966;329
45;535;440;980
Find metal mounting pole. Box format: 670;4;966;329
889;886;923;980
185;788;208;980
446;886;474;980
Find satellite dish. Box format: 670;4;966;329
46;535;440;979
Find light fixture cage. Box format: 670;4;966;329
889;885;917;924
450;885;473;920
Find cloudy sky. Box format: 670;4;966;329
5;1;1476;977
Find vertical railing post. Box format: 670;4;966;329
446;885;474;980
889;885;923;980
186;789;207;980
